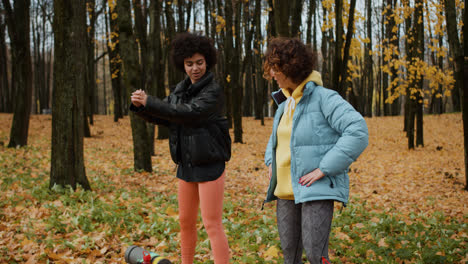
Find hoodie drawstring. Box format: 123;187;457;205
285;97;296;118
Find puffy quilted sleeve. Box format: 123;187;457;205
130;100;170;126
143;83;222;125
318;89;369;176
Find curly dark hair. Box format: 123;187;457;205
263;37;316;85
170;32;217;73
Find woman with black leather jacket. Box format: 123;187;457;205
130;32;231;264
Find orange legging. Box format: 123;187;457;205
178;172;230;264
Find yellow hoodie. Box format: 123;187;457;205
274;71;323;200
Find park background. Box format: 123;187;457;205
0;0;467;263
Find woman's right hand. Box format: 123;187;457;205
268;164;272;180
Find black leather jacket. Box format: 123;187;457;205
131;72;231;179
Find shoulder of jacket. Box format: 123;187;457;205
202;78;222;93
313;86;340;101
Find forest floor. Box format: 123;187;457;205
0;113;467;263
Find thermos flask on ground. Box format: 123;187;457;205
124;245;172;264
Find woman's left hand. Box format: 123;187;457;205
299;168;325;187
131;89;148;107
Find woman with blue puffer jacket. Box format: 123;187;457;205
263;37;369;264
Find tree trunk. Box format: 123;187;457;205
37;0;49;114
186;0;192;31
445;0;468;189
444;3;461;112
306;0;318;68
463;0;468;191
84;0;97;129
50;0;91;190
134;0;157;154
255;0;265;124
149;0;169;141
102;39;107;115
223;0;234;130
383;0;392;116
204;0;210;37
31;6;39;114
164;1;182;90
403;0;411;134
273;0;289;37
209;0;217;40
415;1;424;147
445;0;463;114
390;0;400;116
176;0;185;33
306;0;313;45
213;0;226;106
242;2;254;117
0;13;10;113
334;0;356;96
321;4;330;87
232;1;243;143
405;0;424;149
332;0;343;93
364;0;373;117
3;0;33;148
290;0;303;38
341;0;356;96
267;0;276;39
106;2;123;122
116;0;152;172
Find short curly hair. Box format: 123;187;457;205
263;37;316;85
171;32;217;73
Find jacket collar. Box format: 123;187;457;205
174;72;214;97
271;81;318;106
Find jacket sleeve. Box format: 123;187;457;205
130;101;170;126
142;84;222;125
318;90;369;176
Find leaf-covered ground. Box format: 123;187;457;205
0;113;466;263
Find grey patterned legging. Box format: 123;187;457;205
276;199;334;264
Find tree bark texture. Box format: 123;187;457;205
332;0;343;93
149;0;169;140
242;2;254;117
255;0;265;124
232;1;243;143
464;0;468;191
290;0;304;38
106;2;124;121
445;0;463;113
364;0;373;117
3;0;33;148
116;0;152;172
341;0;356;97
223;0;234;129
50;0;91;190
415;1;424;147
0;13;11;113
273;0;289;37
321;5;330;88
85;0;97;127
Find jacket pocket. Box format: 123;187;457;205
327;175;336;188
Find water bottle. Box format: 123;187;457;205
124;245;172;264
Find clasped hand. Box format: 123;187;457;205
131;89;148;107
268;165;325;187
298;168;325;187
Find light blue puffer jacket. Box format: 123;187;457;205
264;81;369;206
